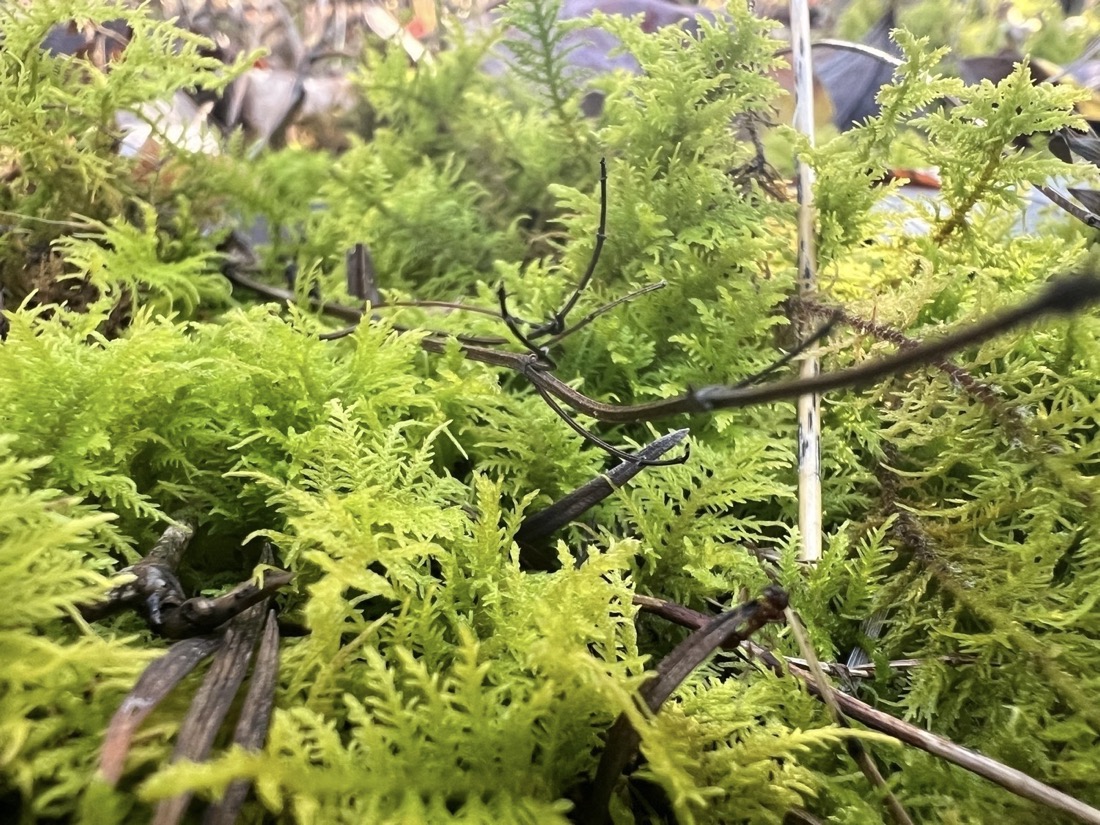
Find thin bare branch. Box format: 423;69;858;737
544;281;666;346
526;375;688;467
581;587;789;825
201;609;281;825
1038;184;1100;230
734;310;839;388
515;428;689;570
99;636;222;786
634;595;1100;825
225;262;1100;424
785;608;913;825
535;156;609;337
152;599;270;825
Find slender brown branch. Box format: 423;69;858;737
99;636;222;786
581;587;789;825
201;609;281;825
432;272;1100;424
152;600;269;825
529;156;608;338
635;595;1100;825
1037;184;1100;230
544;281;666;346
515;428;689;570
797;298;1004;408
225;264;1100;423
785;608;913;825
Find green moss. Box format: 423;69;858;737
1;1;1099;822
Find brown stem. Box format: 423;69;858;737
581;587;789;825
785;607;913;825
227;266;1100;423
634;595;1100;825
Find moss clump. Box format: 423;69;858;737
2;1;1099;822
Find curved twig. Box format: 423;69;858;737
228;265;1100;425
634;595;1100;825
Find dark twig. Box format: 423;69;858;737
526;377;688;468
202;609;281;825
99;636;222;786
634;595;1100;825
169;569;293;637
485;272;1100;423
325;284;664;347
152;599;270;825
531;156;609;339
80;517;292;638
785;608;913;825
226;262;1100;422
498;284;556;367
1037;184;1100;230
796;298;1010;422
515;428;690;571
734;310;841;388
495;157;609;360
581;587;789;825
544;281;666;346
79;521;194;634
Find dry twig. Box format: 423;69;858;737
580;587;790;825
634;595;1100;825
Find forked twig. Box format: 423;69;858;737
544;280;666;345
419;272;1100;426
580;587;790;825
585;589;792;825
496;157;609;361
80;518;292;639
225;254;1100;429
526;377;688;468
734;310;840;388
531;156;609;340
